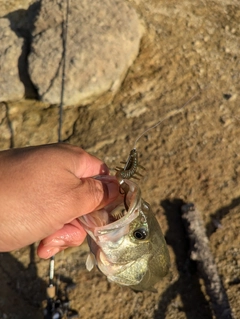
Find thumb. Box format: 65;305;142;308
74;175;120;217
37;176;119;259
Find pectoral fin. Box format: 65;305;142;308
86;252;96;271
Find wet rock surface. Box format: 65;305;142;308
0;0;240;319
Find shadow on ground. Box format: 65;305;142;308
154;199;213;319
0;245;44;319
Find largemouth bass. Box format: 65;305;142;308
79;174;170;292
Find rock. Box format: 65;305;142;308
0;19;25;102
28;0;143;105
0;102;12;149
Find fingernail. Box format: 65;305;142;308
45;247;61;258
105;180;119;201
100;163;109;175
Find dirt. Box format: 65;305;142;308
0;0;240;318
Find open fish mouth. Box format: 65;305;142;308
79;175;141;242
79;175;171;292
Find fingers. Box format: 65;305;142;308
0;143;119;254
37;219;86;259
38;177;120;258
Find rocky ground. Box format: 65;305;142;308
0;0;240;318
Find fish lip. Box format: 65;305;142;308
79;177;141;240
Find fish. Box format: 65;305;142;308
79;173;170;292
78;90;204;291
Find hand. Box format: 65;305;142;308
0;143;119;258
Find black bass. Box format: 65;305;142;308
79;173;170;292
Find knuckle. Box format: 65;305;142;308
83;178;105;211
89;179;105;207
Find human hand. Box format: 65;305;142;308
0;143;119;258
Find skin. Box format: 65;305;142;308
0;143;119;258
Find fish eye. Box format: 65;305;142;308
133;228;148;240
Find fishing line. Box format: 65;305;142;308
58;0;69;142
50;0;69;271
133;89;207;150
45;1;70;318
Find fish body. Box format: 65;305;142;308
79;177;170;292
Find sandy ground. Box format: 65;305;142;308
0;0;240;318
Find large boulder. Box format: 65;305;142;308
28;0;143;105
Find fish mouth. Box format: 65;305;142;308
79;175;141;241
